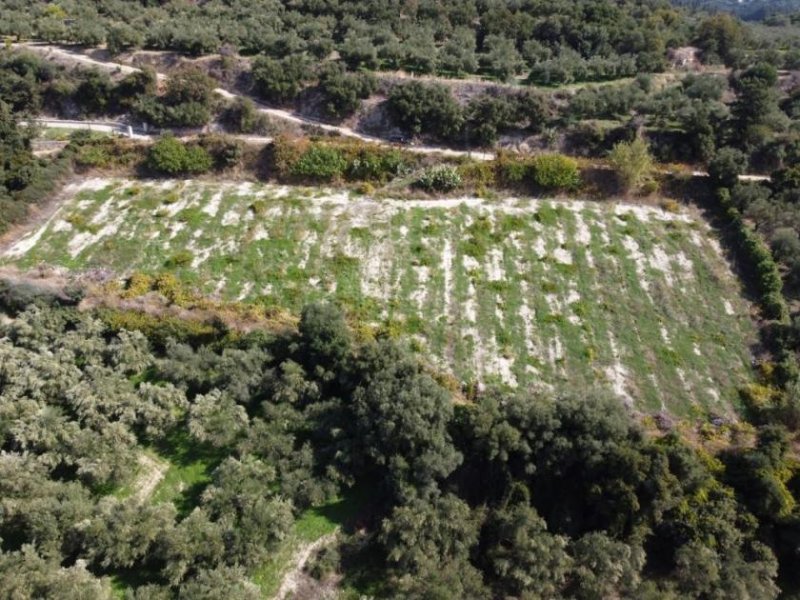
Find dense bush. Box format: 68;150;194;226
387;82;463;141
220;97;270;134
198;134;245;170
0;101;81;235
414;165;462;192
345;147;410;182
608;138;656;193
717;187;788;321
0;0;709;85
147;135;213;175
251;55;309;105
465;94;519;146
528;52;639;86
290;145;347;181
0;286;795;597
709;147;748;188
530;154;581;191
106;22;143;56
266;138;415;184
316;66;377;121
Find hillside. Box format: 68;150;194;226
2;1;800;598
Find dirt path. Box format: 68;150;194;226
14;43;494;161
12;43;775;179
274;532;338;600
132;453;168;503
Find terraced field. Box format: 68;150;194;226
3;178;757;416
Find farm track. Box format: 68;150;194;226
14;43;495;161
17;42;773;182
274;532;338;600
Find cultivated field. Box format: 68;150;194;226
3;178;756;416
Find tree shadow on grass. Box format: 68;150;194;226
151;428;225;518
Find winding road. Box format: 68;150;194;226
16;42;773;182
14;42;495;161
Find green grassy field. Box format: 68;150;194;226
2;177;757;417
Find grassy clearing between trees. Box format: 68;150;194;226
252;492;363;596
2;177;757;417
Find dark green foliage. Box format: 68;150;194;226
351;340;461;502
339;37;380;71
147;135;213;175
695;13;747;66
0;101;78;236
0;0;702;86
568;533;644;599
299;301;352;375
387;82;463;141
480;34;523;81
113;69;157;111
528;51;638;86
220;97;270;134
566;81;648;121
731;63;780;135
714;187;788;321
316;66;376;121
484;501;571;596
198;134;244;170
464;391;668;537
722;426;795;520
161;67;217;127
709;147;748;188
106;22;143;56
251;55;309;105
0;293;793;597
73;69;114;117
0;546;114;599
465;94;519;146
379;494;479;574
290;145;347;182
132;67;217;128
0;100;36;193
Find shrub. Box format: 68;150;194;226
99;309;224;349
530;154;581;190
708;147;747;189
221;97;271;134
197;134;244;170
290;145;347;181
165;250;193;268
414;165;462;192
75;144;111;168
345;147;409;182
266;135;306;179
153;272;192;305
252;55;309;104
387;81;463;141
106;23;143;56
458;162;496;188
717;189;788;321
182;145;214;174
148;135;187;174
317;67;377;120
147;135;212;175
608;138;655;192
123;272;154;298
495;153;530;185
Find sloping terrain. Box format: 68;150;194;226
2;178;756;416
